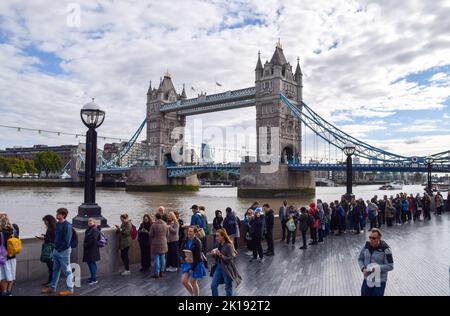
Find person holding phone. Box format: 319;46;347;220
36;215;56;287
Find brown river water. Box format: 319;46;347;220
0;185;427;236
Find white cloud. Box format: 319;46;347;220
0;0;450;158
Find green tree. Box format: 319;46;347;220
10;158;25;177
34;151;63;178
24;159;38;174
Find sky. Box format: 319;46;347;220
0;0;450;162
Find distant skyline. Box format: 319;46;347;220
1;0;450;161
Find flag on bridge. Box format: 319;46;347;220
191;86;196;92
216;82;222;87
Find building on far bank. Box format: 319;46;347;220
103;140;148;167
0;144;83;165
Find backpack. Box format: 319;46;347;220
0;233;8;264
70;227;78;248
97;231;108;247
286;218;296;232
131;224;138;240
7;235;22;257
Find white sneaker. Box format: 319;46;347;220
121;270;131;276
166;267;178;272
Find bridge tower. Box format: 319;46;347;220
255;40;303;163
146;72;186;166
238;41;314;198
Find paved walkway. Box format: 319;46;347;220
14;213;450;296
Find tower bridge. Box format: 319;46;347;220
70;42;450;197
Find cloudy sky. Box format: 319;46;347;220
0;0;450;162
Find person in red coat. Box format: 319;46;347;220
309;202;319;245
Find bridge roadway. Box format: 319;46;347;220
82;162;450;176
14;213;450;296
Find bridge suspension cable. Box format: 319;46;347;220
281;94;415;164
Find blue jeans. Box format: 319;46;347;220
87;262;97;282
50;248;74;291
361;279;386;296
211;264;233;296
154;253;166;274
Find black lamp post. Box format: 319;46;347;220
425;156;434;194
73;98;108;229
343;142;356;201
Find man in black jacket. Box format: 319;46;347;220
263;204;274;256
249;208;265;263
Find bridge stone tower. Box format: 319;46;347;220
255;40;303;163
127;72;199;191
238;41;315;198
146;72;186;166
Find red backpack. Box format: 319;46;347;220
131;224;138;240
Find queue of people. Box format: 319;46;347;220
0;189;446;297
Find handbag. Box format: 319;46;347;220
40;243;54;263
0;233;8;265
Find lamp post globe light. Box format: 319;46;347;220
73;98;108;229
343;142;356;201
425;156;434;194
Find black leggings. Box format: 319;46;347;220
121;247;130;271
167;241;179;268
46;261;53;284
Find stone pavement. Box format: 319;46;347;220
13;213;450;296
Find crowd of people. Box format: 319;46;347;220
0;190;447;296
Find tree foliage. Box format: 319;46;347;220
34;151;63;177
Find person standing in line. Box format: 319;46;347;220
298;207;310;250
367;200;378;230
308;203;319;245
149;212;169;278
317;200;325;243
190;205;207;253
358;228;394;296
263;204;274;256
181;226;207;296
212;210;223;249
279;200;288;241
210;229;242;296
414;194;422;221
115;213;132;276
0;214;20;296
174;211;185;250
385;199;395;227
352;199;363;234
138;214;152;272
233;211;241;250
286;206;299;246
36;215;56;287
322;202;331;237
42;208;74;296
83;218;101;285
249;208;265;262
435;192;444;216
223;207;237;245
335;200;346;235
423;193;432;220
407;195;414;222
166;212;180;272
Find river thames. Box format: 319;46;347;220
0;184;428;237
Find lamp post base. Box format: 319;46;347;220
72;203;108;229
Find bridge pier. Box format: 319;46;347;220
238;163;315;198
126;165;199;192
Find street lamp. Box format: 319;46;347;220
73;98;108;229
425;156;434;194
343;142;356;200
